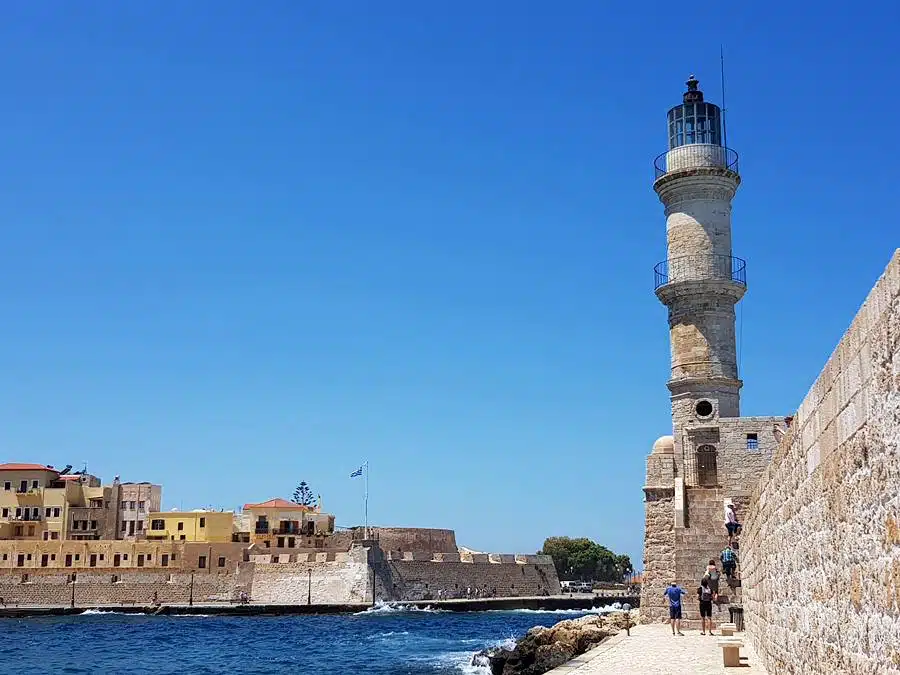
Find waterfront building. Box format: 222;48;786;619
145;510;234;543
641;77;788;625
243;498;335;549
0;464;162;543
115;481;162;540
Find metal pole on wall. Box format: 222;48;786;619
189;573;194;607
364;460;369;541
70;577;75;608
307;569;312;606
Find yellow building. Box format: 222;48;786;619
0;464;108;541
145;510;234;543
243;498;335;549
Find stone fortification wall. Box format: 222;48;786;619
0;568;244;606
742;250;900;674
248;548;372;605
377;552;560;601
370;528;458;554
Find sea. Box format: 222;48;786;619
0;603;624;674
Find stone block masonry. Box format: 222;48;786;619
742;249;900;674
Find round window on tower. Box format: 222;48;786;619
695;400;713;418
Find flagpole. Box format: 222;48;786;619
364;460;369;540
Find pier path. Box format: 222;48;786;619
547;624;767;675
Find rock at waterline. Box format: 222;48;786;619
472;611;637;675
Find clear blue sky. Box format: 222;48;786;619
0;2;897;567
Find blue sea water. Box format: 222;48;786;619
0;605;615;674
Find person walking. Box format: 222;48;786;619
724;500;741;541
721;544;738;579
697;577;715;635
702;559;721;602
664;582;686;635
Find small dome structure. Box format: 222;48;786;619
652;435;675;454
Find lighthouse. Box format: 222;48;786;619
641;76;787;627
652;75;745;486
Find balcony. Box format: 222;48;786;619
273;527;301;536
654;144;739;180
254;526;270;535
654;254;746;290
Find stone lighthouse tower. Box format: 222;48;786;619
653;75;745;482
641;76;785;626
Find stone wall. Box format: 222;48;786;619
377;552;560;601
742;249;900;674
369;528;458;554
249;548;372;605
0;569;242;606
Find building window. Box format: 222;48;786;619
45;507;52;518
695;400;714;418
171;554;176;561
1;508;6;517
199;517;206;528
31;480;39;490
42;532;49;541
696;444;719;486
51;531;59;540
32;507;40;519
113;554;121;567
161;554;169;567
151;519;165;530
121;521;127;532
123;554;128;561
3;481;9;491
99;554;104;561
198;556;207;569
137;554;145;567
746;433;759;450
28;526;34;536
130;501;136;510
179;535;185;541
16;554;24;567
138;501;145;510
53;507;60;518
19;480;27;493
218;556;226;568
89;554;97;568
91;520;97;530
40;554;48;567
177;522;184;531
14;526;22;537
137;521;143;531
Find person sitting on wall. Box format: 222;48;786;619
702;559;721;602
720;544;738;579
724;500;741;540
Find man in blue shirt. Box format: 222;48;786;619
664;582;686;635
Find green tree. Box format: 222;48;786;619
540;536;633;582
292;481;316;507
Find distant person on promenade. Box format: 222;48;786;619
702;559;720;602
697;577;715;635
724;501;741;541
664;582;686;636
720;544;738;579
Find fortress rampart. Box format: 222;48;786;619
742;250;900;674
0;538;559;607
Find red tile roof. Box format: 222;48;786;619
242;498;312;511
0;463;59;473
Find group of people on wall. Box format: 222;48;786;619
663;500;742;636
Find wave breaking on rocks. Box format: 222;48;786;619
472;610;638;675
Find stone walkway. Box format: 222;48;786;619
547;624;768;675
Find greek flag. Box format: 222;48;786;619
350;466;363;478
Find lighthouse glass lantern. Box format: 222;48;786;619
667;76;722;149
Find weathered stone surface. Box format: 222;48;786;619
742;249;900;675
480;612;632;675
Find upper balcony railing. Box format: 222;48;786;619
654;254;746;289
654;144;739;179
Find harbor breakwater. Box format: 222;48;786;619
0;539;564;609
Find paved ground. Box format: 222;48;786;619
547;624;767;675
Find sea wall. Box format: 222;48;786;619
377;551;560;601
0;540;558;606
369;528;458;554
742;249;900;674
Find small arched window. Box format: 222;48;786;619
696;445;718;486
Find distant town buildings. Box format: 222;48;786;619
0;462;334;547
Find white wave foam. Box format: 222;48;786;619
79;609;129;616
354;601;446;615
